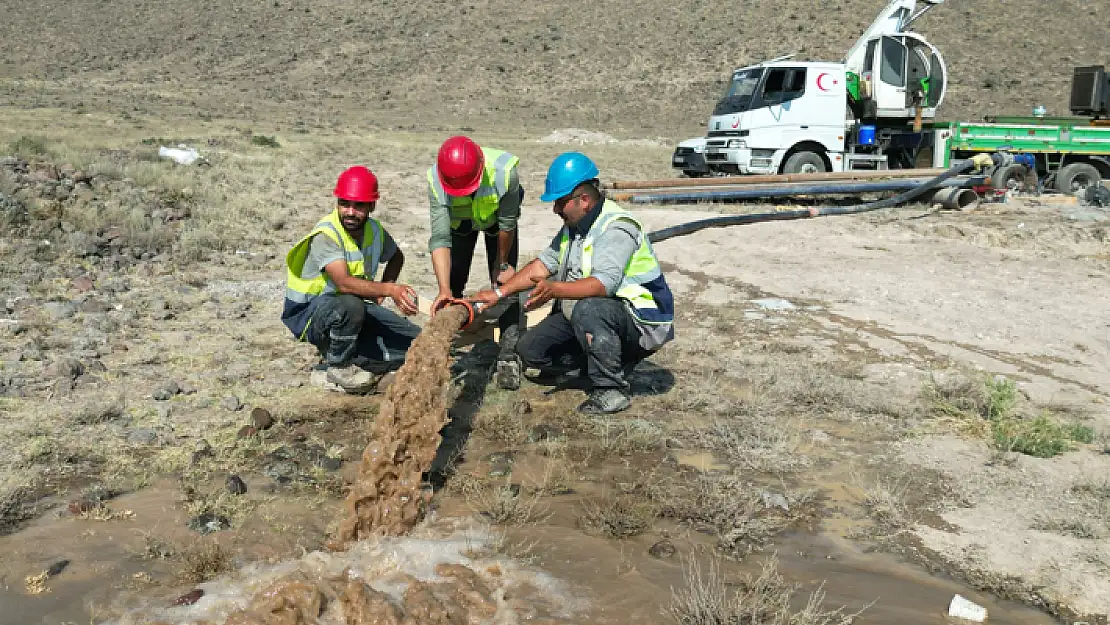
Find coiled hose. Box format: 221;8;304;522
645;154;995;244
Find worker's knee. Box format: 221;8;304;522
569;297;619;333
325;293;365;331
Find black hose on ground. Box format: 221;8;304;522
645;156;988;244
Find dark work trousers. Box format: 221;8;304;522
449;223;523;359
515;297;655;391
305;293;421;371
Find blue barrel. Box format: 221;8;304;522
857;124;877;146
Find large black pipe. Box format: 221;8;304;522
630;176;985;205
645;157;985;244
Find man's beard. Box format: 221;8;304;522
341;216;365;232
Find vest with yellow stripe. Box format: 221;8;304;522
281;210;384;340
427;147;520;231
557;200;675;325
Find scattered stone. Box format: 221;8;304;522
173;589;205;606
221;395;242;412
315;456;343;472
191;439;215;465
44;356;84;380
810;429;831;445
179;382;198;395
527;423;565;443
187;513;231;535
236;425;258;439
127;428;159;446
514;399;533;415
155;403;172;420
225;474;248;496
45;560;70;577
648;539;677;559
263;460;300;481
71;275;94;292
43;301;78;321
268;446;295;461
250;407;274;430
761;491;790;512
73;400;124;425
151;380;180;400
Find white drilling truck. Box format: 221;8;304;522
672;0;950;177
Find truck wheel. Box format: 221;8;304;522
1055;163;1101;196
991;164;1031;193
782;151;827;175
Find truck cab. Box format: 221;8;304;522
703;59;849;175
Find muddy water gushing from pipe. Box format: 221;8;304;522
331;304;470;545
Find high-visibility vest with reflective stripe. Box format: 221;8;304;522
427;147;520;231
557;200;675;325
281;210;384;339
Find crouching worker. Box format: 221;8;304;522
470;152;675;414
281;165;421;394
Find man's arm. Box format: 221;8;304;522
380;248;404;284
323;260;403;300
428;188;455;309
495;168;522;272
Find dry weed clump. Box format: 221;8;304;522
467;479;551;526
176;539;233;584
850;471;913;532
651;472;812;557
577;492;657;538
670;554;865;625
681;413;808;476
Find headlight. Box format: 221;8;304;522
727;139;747;148
693;145;705;153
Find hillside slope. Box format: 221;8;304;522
1;0;1107;135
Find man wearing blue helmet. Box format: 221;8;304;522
470;152;675;414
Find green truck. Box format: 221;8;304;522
922;65;1110;197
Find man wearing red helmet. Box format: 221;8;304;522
282;165;421;394
426;135;525;389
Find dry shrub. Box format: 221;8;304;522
176;539;232;584
467;479;550;526
577;493;656;538
670;554;866;625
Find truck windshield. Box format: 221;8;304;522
712;68;764;115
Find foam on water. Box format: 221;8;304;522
108;518;581;625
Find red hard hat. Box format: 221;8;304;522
436;136;484;197
334;166;380;202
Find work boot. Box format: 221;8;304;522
576;388;631;415
495;354;522;390
326;363;381;395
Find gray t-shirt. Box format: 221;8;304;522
428;167;522;251
537;209;672;350
302;225;398;280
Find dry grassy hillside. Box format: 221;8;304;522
1;0;1107;136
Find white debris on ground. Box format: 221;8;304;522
537;128;669;148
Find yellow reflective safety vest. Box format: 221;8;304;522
281;210;384;340
557;200;675;325
427;147;519;231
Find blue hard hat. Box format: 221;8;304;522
539;152;600;202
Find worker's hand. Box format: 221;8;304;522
494;264;515;287
430;288;452;317
469;289;500;308
390;284;419;316
524;277;557;311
